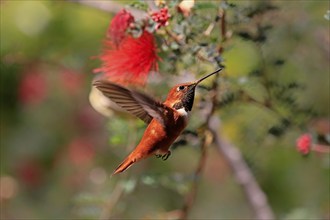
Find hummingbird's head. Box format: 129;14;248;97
165;68;222;112
166;82;197;112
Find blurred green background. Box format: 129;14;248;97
0;0;329;219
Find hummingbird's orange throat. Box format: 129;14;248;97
173;68;223;112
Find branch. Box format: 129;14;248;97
210;7;274;218
185;71;275;219
219;8;227;41
208;115;275;220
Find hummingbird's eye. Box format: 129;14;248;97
177;85;185;91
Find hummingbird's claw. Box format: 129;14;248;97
162;151;171;161
155;154;162;158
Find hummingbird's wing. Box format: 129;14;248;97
93;80;168;126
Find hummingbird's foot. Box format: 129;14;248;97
155;154;162;158
162;151;171;161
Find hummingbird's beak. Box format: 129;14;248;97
195;68;223;85
183;68;223;112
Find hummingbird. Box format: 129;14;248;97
93;68;222;175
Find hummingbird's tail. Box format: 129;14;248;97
112;154;138;175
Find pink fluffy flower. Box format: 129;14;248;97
94;9;159;85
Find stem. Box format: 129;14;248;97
207;5;274;218
219;8;227;41
165;28;184;45
178;76;218;219
208;72;275;220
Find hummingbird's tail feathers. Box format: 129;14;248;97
112;156;135;175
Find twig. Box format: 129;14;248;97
210;9;275;216
165;28;184;45
219;8;227;41
198;4;275;218
208;115;275;220
200;70;275;219
174;73;275;220
178;76;219;219
177;3;271;217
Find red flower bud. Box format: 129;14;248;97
151;7;170;29
296;133;312;155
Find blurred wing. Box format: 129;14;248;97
93;80;167;126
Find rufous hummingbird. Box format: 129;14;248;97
93;68;222;175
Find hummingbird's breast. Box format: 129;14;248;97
134;109;187;156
